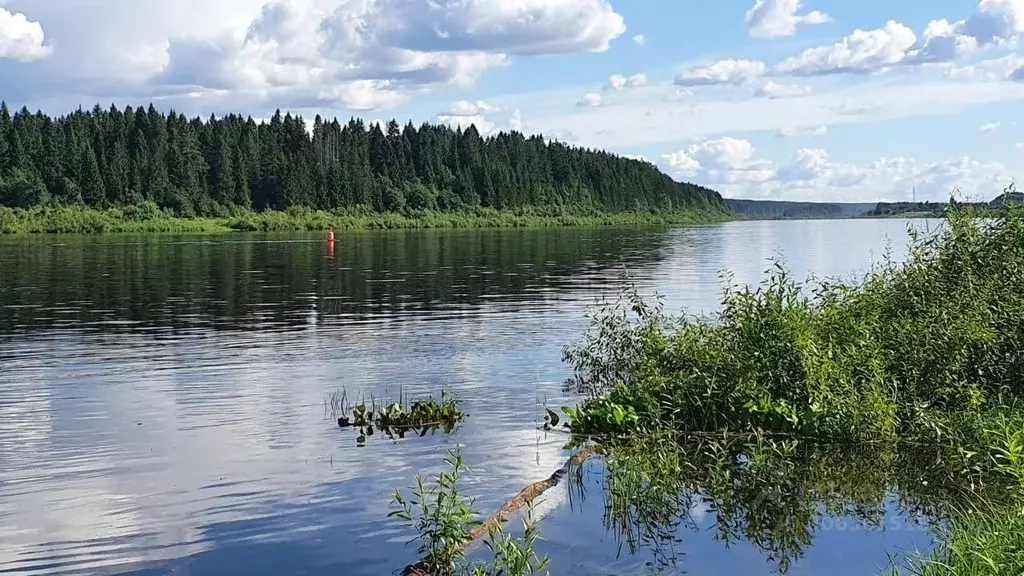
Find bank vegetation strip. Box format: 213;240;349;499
560;202;1024;575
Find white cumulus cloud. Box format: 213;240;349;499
606;73;647;90
632;34;646;45
675;58;767;86
661;138;1013;202
435;114;496;135
746;0;831;39
447;100;500;116
770;1;1024;78
774;20;918;76
0;0;626;113
980;121;1002;132
0;7;51;61
660;137;775;184
660;150;702;177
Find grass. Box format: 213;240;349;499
0;202;729;234
891;509;1024;576
885;416;1024;575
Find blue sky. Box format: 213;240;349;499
2;0;1023;202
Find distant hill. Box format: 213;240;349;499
727;190;1023;221
725;199;876;219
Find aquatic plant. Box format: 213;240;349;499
886;416;1024;576
469;506;550;576
329;387;466;442
389;447;551;576
390;448;481;576
891;508;1024;575
568;431;1020;575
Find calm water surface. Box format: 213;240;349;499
0;220;944;575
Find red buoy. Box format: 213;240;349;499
326;227;335;242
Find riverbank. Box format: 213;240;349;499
0;204;731;234
554;203;1024;575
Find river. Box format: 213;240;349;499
0;219;947;576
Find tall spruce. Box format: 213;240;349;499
0;102;724;215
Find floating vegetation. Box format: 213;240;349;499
327;387;466;444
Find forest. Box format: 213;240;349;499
0;102;724;217
868;191;1024;218
724;198;875;219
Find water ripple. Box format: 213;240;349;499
0;222;930;575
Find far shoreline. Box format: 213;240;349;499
0;204;733;235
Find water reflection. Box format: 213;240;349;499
546;434;1002;576
0;221;937;575
0;228;681;334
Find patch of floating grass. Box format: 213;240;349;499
327;387;466;444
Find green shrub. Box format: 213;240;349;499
563;199;1024;441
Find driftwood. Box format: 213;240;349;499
401;447;596;576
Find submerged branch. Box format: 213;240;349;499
400;447;596;576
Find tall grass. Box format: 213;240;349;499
886;417;1024;575
893;510;1024;575
0;202;728;234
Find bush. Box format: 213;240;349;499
563;200;1024;441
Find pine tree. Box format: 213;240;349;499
79;144;106;206
0;101;725;214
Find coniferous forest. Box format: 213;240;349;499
0;102;724;218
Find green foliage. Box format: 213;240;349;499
0;101;726;221
389;447;550;576
223;204;727;232
558;191;1024;576
868;183;1022;218
725;198;875;219
0;203;729;234
0;203;226;234
563;196;1024;441
471;507;550;576
390;448;481;576
582;432;1023;575
888;431;1024;576
894;509;1024;576
329;388;466;444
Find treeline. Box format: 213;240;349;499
725;198;875;219
868;200;962;218
0;102;724;216
868;190;1023;218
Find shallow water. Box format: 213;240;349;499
0;220;945;575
